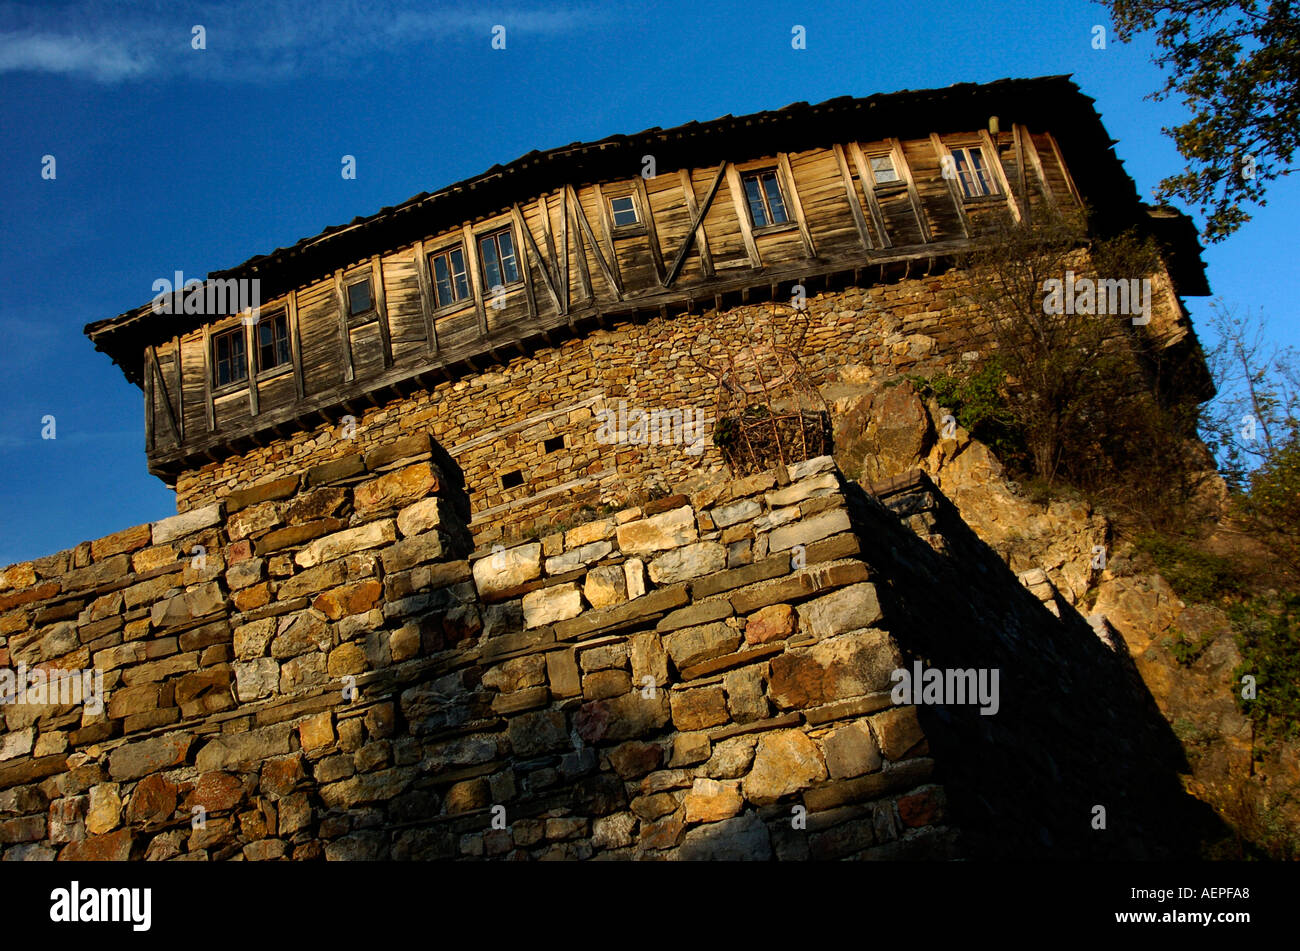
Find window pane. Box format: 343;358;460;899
433;254;453;306
870;155;899;183
743;176;769;227
449;248;469;299
347;280;372;315
952;150;976;199
216;330;246;386
498;231;519;284
610;195;638;227
480;235;503;289
970;149;995;194
761;172;789;224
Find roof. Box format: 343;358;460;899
84;74;1205;386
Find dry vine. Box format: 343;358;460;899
688;299;832;476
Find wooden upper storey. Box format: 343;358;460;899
84;77;1210;481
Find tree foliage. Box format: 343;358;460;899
1104;0;1300;241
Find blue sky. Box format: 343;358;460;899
1;0;1295;567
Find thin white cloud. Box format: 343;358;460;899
0;1;602;83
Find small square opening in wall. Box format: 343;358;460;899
501;470;524;489
543;436;565;454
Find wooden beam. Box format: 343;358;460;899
1046;131;1084;207
149;344;181;443
1012;124;1030;225
332;269;356;384
778;152;816;258
724;163;762;267
371;254;393;368
666;162;727;286
633;176;666;284
287;291;305;400
565;187;593;304
512;202;562;313
566;185;621;298
980;129;1023;223
201;324;215;431
927;134;969;239
896;137;936;242
833;143;873;251
676;168;715;280
463;224;489;336
847;142;891;249
592;183;623;292
244;316;259;417
172;334;184;441
558;190;571;312
144;345;155;451
1018;125;1058;214
413;240;439;354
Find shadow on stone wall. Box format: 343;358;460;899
843;475;1228;859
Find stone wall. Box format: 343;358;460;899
0;450;955;861
173;256;1190;546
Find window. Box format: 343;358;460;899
478;228;520;290
429;245;471;308
501;470;524;489
212;326;247;388
869;154;900;185
741;169;790;229
346;278;373;316
609;194;639;228
949;146;1000;199
543;435;565;454
256;311;291;373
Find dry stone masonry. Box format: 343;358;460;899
0;450;958;861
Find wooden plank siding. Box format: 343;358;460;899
142;130;1084;473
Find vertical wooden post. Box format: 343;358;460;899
333;269;355;384
778;152;816;257
634;176;666;284
201;324;215;431
725;163;762;267
371;254;393;368
463;224;489;335
414;239;439;354
287;289;305;400
847;142;892;249
927;134;969;239
833;143;873;251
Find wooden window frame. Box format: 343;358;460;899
738;165;797;235
945;142;1003;202
476;225;524;294
253;309;293;379
865;150;906;192
210;320;251;394
426;241;474;315
606;191;645;236
344;273;377;324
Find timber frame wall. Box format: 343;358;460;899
85;78;1209;488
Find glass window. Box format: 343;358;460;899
213;327;247;387
256;312;291;372
346;278;373;316
741;170;790;228
430;245;471;308
609;195;639;228
479;228;520;289
951;147;999;199
869;154;900;184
